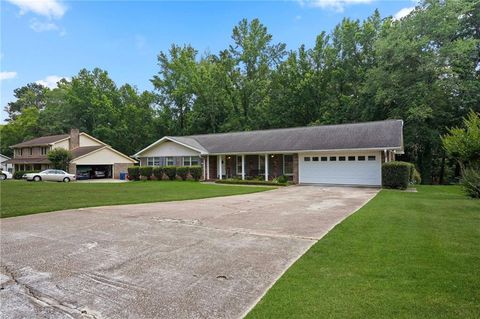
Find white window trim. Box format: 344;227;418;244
166;157;174;166
183;156;192;166
236;155;243;175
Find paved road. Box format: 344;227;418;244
0;186;378;319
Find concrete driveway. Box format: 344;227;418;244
0;186;378;319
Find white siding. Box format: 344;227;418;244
52;139;70;150
298;151;382;186
72;148;135;165
140;141;200;157
80;134;103;147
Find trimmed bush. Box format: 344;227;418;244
216;179;287;186
177;167;189;181
127;166;140;181
189;165;202;181
153;167;164;180
164;166;177;180
140;166;153;180
275;175;289;184
461;168;480;199
382;161;411;189
13;170;39;180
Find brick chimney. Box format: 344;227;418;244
69;128;80;150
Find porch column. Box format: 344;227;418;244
265;154;269;181
218;155;223;180
206;155;210;180
241;154;245;180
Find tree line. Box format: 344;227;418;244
1;0;479;184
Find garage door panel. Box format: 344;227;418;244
299;153;381;186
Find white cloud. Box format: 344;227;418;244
393;6;415;20
300;0;373;12
0;72;17;81
6;0;67;19
35;75;70;89
30;19;59;32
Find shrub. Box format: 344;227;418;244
127;166;140;181
13;170;39;180
139;166;153;180
461;168;480;198
189;165;202;181
275;175;289;184
177;167;189;181
153;167;164;180
164;166;177;180
411;167;422;184
382;161;411;189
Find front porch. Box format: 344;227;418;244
203;154;298;183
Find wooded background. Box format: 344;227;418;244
1;0;479;184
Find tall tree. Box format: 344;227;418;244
228;18;286;129
4;83;49;121
151;45;198;135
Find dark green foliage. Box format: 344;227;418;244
13;170;39;180
47;148;73;171
176;167;189;181
461;168;480;199
127;166;140;181
216;179;286;186
275;175;289;184
382;161;411;189
164;166;177;180
139;166;153;180
189;165;202;181
153;167;164;180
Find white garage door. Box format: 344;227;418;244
298;153;381;186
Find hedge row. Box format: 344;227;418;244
215;179;287;186
127;166;202;181
382;161;421;189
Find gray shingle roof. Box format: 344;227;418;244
168;120;403;154
11;134;70;148
71;146;104;159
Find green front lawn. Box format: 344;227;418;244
0;181;272;218
247;186;480;318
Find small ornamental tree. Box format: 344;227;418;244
442;111;480;170
442;111;480;198
47;148;73;171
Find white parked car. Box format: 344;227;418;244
23;169;76;182
0;170;12;180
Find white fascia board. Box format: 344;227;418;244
208;146;403;155
133;136;206;157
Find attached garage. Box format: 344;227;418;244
298;152;382;186
71;146;136;179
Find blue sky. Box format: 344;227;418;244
1;0;415;122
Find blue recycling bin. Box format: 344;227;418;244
119;172;127;180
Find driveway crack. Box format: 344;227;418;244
1;264;99;319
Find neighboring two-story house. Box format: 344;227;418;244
7;129;136;179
